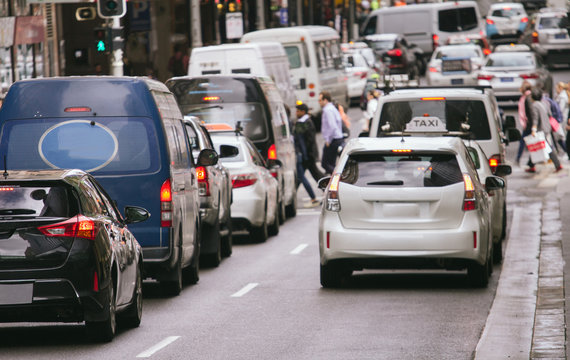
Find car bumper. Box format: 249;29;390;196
427;73;477;86
230;185;266;228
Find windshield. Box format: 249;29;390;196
485;53;534;67
368;40;395;51
436;47;480;59
377;99;491;140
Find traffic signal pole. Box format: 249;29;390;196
111;16;123;76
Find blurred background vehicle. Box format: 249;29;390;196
342;52;373;106
485;2;529;45
426;43;485;86
363;33;424;79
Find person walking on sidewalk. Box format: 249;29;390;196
555;82;570;159
526;86;563;173
294;103;325;183
318;91;344;175
516;81;532;165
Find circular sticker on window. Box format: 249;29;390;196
39;120;118;172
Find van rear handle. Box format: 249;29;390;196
299;78;306;90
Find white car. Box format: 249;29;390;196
485;2;529;44
318;136;502;288
210;131;280;243
343;52;372;102
464;140;512;264
426;44;485;86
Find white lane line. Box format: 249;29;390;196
290;243;308;255
136;336;180;358
231;283;259;297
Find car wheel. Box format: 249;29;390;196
161;247;183;296
320;262;348;288
118;263;143;328
221;209;233;258
467;259;489;288
285;187;297;218
278;198;286;225
201;217;222;268
268;202;280;236
250;203;268;243
86;279;117;342
183;226;200;285
493;239;503;265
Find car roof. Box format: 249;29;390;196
489;2;524;9
436;43;480;51
493;44;531;52
343;136;466;154
382;87;489;99
0;169;87;182
364;33;399;41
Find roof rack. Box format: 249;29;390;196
383;85;492;95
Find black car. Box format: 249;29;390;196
364;33;426;78
0;169;150;342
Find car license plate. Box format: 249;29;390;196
451;78;463;85
555;33;567;39
501;77;514;82
0;283;33;305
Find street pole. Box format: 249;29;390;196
191;0;203;48
256;0;266;29
111;16;123;76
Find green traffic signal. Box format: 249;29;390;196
97;40;106;52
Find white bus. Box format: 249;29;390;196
242;26;349;113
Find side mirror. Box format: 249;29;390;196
494;164;512;177
359;131;370;137
124;206;150;224
219;144;239;158
267;158;283;169
507;128;521;142
197;148;218;166
317;176;331;190
504;115;516;129
485;176;505;191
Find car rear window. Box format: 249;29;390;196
377;99;491;140
485;53;534;67
491;8;524;17
0;184;78;218
340;152;463;188
0;117;160;175
439;7;479;32
539;15;565;29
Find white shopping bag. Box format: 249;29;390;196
524;131;552;164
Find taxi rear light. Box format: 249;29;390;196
421;97;445;101
38;215;98;240
486;18;494;25
387;49;402;57
64;107;91;112
267;144;277;160
160;179;172;227
489;154;501;173
392;149;412;153
463;174;477;211
521;17;528;23
0;187;14;191
520;73;538;79
532;32;538;43
432;34;439;49
325;174;341;212
232;173;257;188
483;48;492;56
203;96;220;101
196;166;210;196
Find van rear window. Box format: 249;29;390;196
438;7;478;32
168;77;264;104
377;99;491;140
340;152;463;188
0;117;160;175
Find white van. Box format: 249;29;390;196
188;42;296;114
359;1;484;58
241;26;349;113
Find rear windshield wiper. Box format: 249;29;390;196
186;105;224;113
367;180;404;186
0;209;37;215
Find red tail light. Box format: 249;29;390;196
38;215;98;240
387;49;402;57
463;174;477;211
432;34;439;49
325;174;341;212
489;154;501;173
196;166;210;196
521;17;528;23
160;179;172;227
477;74;494;81
532;32;538;44
354;71;368;79
520;73;538;79
268;144;277;160
483;48;492;55
232;173;257;188
486;18;494;25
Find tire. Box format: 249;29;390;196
183;226;200;285
86;279;116;342
320;263;346;288
161;248;183;296
268;202;280;236
493;239;503;264
118;263;143;328
278;199;286;225
285;187;297;218
201;217;222;268
250;203;268;243
467;259;490;288
221;209;233;258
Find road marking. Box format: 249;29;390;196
136;336;180;358
231;283;259;297
290;243;308;254
296;210;320;216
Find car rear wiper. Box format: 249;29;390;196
367;180;404;186
0;209;37;215
186;105;224;113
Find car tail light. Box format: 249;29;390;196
325;174;341;212
308;83;315;89
354;71;368;79
432;34;439;49
38;215;98;240
489;154;502;173
268;144;277;160
309;91;315;97
478;74;494;81
520;73;538;79
532;32;538;44
160;179;172;227
232;173;257;188
463;174;477;211
483;48;491;56
429;66;440;73
196;166;210;196
521;17;528;23
387;49;402;57
486;18;494;25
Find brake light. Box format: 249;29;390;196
308;83;315;89
196;166;210;196
354;71;368;79
38;215;98;240
387;49;402;57
202;96;220;101
325;174;341;212
463;174;477;211
486;18;494;25
232;173;257;188
489;154;501;173
160;179;172;227
64;107;91;112
521;17;528;23
432;34;439;49
421;97;445;101
520;73;538;79
532;32;538;44
478;74;494;81
429;66;439;73
483;48;492;56
268;144;277;160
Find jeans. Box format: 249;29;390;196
321;138;344;175
517;128;532;162
297;157;316;200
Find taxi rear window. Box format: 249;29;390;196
168;77;264;105
340;152;463;188
377;99;491;140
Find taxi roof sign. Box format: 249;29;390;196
405;116;447;133
204;123;234;132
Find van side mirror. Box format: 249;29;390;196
494;164;512;177
504;115;516;129
485;176;505;192
318;176;331;190
124;206;151;224
197;148;218;166
219;144;239;158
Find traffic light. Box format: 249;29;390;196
94;27;109;53
97;0;126;18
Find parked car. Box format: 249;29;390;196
477;46;553;102
318;136;502;288
0;169;150;342
426;43;485;86
342;52;372;105
0;76;217;296
209;130;281;242
166;75;298;219
364;33;425;78
519;8;570;68
485;2;529;45
183;116;233;266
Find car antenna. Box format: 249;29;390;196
3;155;8;179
